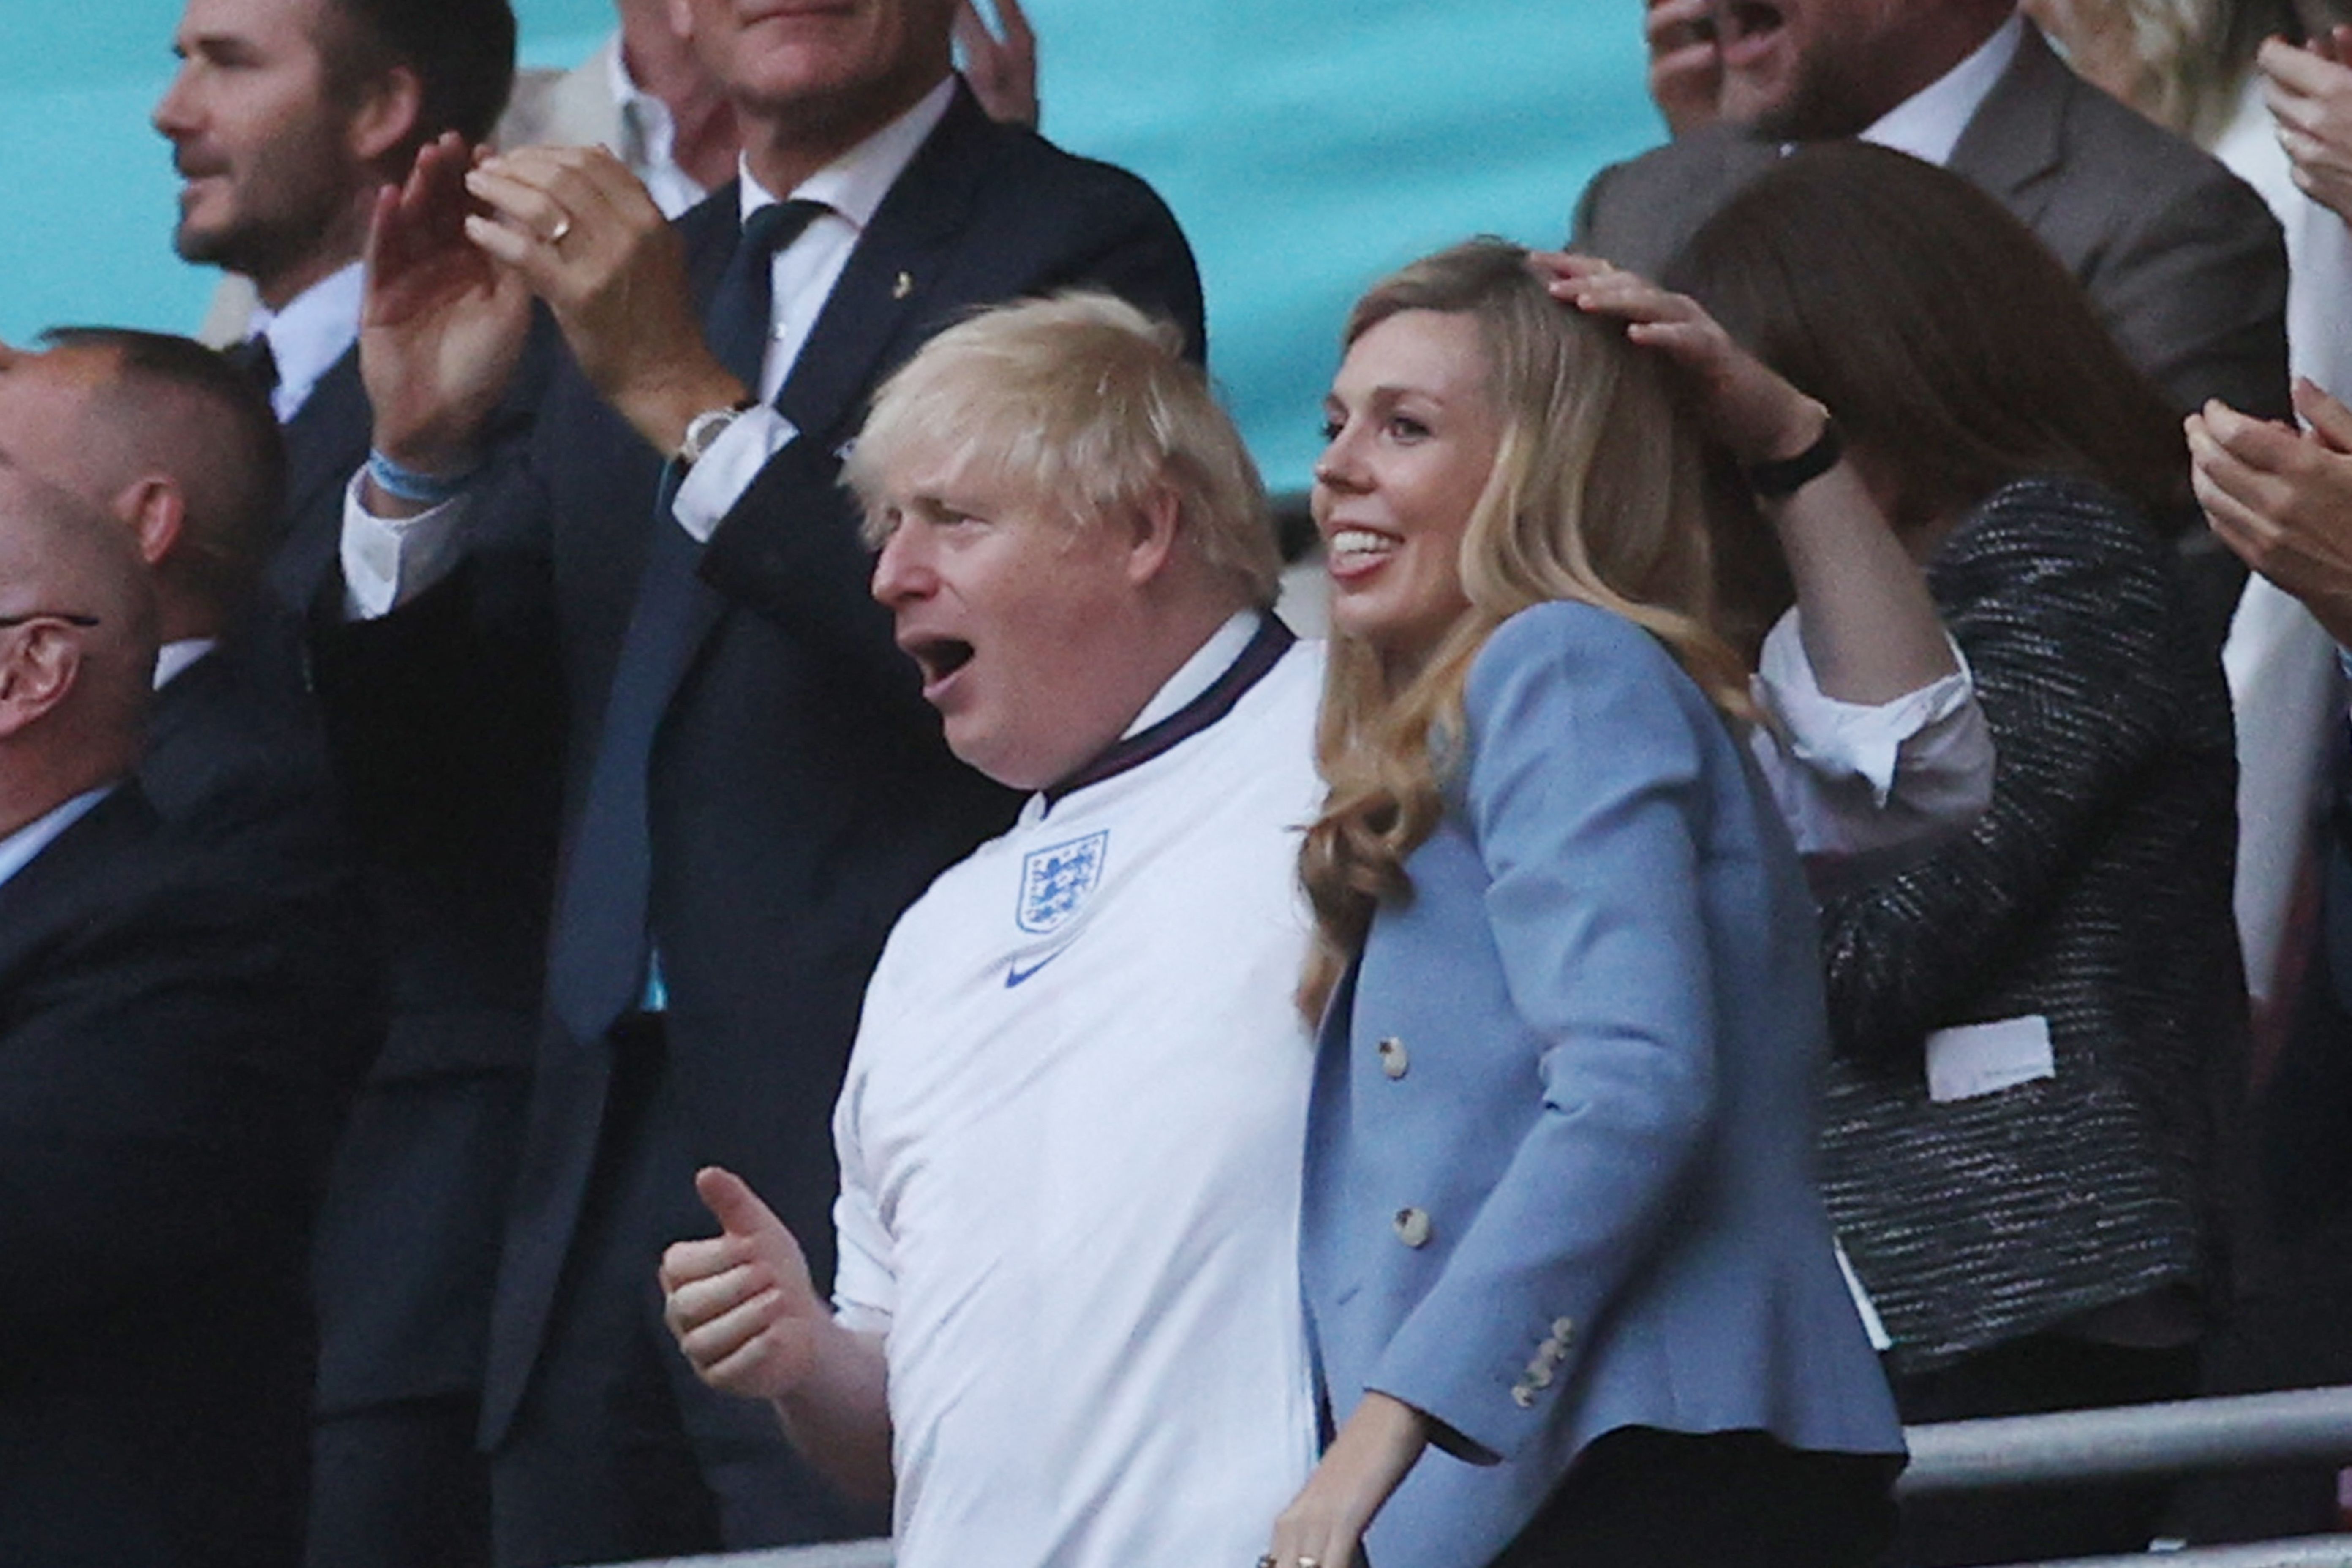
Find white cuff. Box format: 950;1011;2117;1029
339;469;474;620
671;404;801;544
1753;608;1973;807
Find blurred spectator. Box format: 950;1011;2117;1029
1585;0;2289;428
0;467;372;1568
1672;142;2243;1565
152;4;549;1565
2017;0;2352;1023
496;0;738;219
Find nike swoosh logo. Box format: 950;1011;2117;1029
1004;948;1070;988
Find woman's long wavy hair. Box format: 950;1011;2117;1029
1296;240;1751;1020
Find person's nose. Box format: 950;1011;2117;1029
870;523;935;608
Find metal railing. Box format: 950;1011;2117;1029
592;1385;2352;1568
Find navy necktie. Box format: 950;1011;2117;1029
544;197;828;1046
226;333;279;406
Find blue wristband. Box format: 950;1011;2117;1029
367;448;477;507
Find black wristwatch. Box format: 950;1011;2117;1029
1747;416;1845;501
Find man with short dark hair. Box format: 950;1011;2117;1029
342;0;1202;1556
152;6;541;1560
157;0;518;595
0;466;371;1568
0;327;350;869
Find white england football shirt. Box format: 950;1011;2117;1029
834;614;1324;1568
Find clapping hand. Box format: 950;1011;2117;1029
2189;378;2352;645
361;131;532;482
2259;27;2352;223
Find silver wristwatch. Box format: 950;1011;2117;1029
679;400;757;468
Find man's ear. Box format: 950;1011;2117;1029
0;625;84;742
1123;487;1181;587
111;477;187;571
347;65;425;169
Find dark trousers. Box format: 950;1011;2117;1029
1888;1334;2200;1567
487;1021;883;1568
1489;1427;1900;1568
308;1396;492;1568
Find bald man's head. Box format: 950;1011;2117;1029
0;462;159;817
0;330;283;634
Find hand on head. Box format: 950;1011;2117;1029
2188;378;2352;644
1535;250;1826;466
658;1166;828;1403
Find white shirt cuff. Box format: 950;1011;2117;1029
1754;607;1974;807
670;404;800;544
339;470;474;620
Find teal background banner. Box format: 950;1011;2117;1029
0;2;1663;491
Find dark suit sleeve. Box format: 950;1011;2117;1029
2081;159;2291;421
1818;488;2189;1059
0;840;372;1342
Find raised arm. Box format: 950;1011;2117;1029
659;1166;895;1504
359;132;534;514
1546;253;1955;701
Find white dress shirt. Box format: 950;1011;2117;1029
0;785;113;893
338;76;959;619
605;35;708;221
1862;12;2025;167
153;637;218;690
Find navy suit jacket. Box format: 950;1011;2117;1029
1300;604;1903;1568
379;83;1209;1443
0;782;374;1567
280;331;565;1416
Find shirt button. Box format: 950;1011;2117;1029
1527;1363;1555;1388
1553;1317;1576;1343
1511;1384;1537;1409
1377;1037;1410;1080
1392;1207;1432;1248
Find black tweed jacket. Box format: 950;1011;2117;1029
1818;476;2243;1373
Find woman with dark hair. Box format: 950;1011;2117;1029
1662;139;2243;1565
1261;237;1911;1568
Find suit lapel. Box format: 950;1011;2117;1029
661;90;996;685
0;786;157;980
772;86;994;444
1945;23;2069;229
267;348;372;610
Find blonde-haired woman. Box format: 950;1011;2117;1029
1262;239;1907;1568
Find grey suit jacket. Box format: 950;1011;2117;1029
1573;22;2290;421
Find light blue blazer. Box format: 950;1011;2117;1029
1300;602;1904;1568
